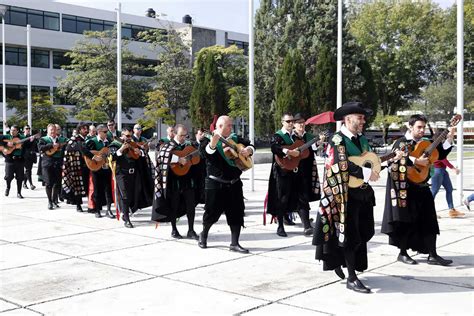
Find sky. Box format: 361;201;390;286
53;0;457;34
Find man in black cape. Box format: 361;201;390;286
197;116;254;253
381;114;453;266
152;124;201;239
312;102;388;293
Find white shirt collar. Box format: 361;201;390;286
340;125;360;139
280;128;293;135
404;131;414;141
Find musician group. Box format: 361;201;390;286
1;103;461;293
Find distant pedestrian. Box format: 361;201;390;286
464;193;474;211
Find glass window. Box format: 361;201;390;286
90;19;104;31
9;8;27;26
76;17;90;34
5;47;19;66
104;21;115;31
44;12;60;31
53;51;71;69
122;25;132;39
62;16;76;33
28;12;43;28
18;48;27;66
32;49;50;68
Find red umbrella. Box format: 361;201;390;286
305;111;335;125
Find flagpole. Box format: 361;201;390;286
249;0;255;191
336;0;343;131
456;0;464;206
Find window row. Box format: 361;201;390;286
0;85;51;102
4;6;60;31
0;47;50;68
227;39;249;56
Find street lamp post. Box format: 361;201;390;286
0;5;7;132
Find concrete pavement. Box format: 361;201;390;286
0;157;473;315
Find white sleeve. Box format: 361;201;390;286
116;150;123;157
442;139;453;150
206;144;216;155
282;148;289;154
170;155;179;163
362;167;371;183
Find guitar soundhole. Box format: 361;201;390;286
363;161;372;168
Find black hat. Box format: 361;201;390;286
293;113;306;122
333;101;373;121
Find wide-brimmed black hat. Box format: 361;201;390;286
293;113;306;122
333;101;373;121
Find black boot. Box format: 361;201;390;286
229;225;249;254
76;204;84;212
46;186;54;209
283;213;296;225
298;209;313;236
122;211;133;228
52;185;60;208
5;180;11;196
23;181;28;189
344;248;371;293
106;205;115;219
198;223;212;249
277;216;287;237
16;180;24;199
335;266;345;280
186;209;198;240
425;234;452;266
95;208;102;218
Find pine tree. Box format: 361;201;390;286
274;50;310;127
311;45;337;113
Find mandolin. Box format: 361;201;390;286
407;114;462;184
84;147;110;171
2;132;41;155
275;137;318;171
204;132;253;171
170;145;201;176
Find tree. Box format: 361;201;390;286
311;45;336;113
189;46;246;128
411;80;474;123
56;30;149;120
373;113;403;144
7;95;68;130
139;26;193;121
138;89;175;130
350;1;443;116
274;50;310;127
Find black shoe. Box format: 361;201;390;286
124;221;134;228
171;230;183;239
303;227;313;236
59;197;64;202
427;254;453;266
335;266;345;280
277;226;288;237
48;202;54;210
76;205;84;212
17;193;24;199
106;209;115;219
187;230;199;240
346;279;371;294
95;210;102;218
30;184;36;190
5;188;10;196
54;202;60;208
283;214;296;226
23;183;28;189
198;232;207;249
229;244;249;254
397;253;418;265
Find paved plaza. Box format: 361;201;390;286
0;157;473;315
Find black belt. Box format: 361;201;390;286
209;175;239;185
121;168;135;174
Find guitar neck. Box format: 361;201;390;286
424;129;449;156
297;137;318;152
380;151;397;163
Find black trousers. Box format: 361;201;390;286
115;172;134;214
23;158;35;184
92;168;112;209
5;160;25;183
203;179;245;227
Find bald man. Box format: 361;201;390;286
198;116;254;253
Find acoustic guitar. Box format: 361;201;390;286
45;141;68;156
2;132;41;155
275;137;318;171
204;132;253;171
348;150;402;188
170;145;201;176
407;114;462;184
84;147;110;171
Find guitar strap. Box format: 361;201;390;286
216;133;239;168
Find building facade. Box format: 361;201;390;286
0;0;248;136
